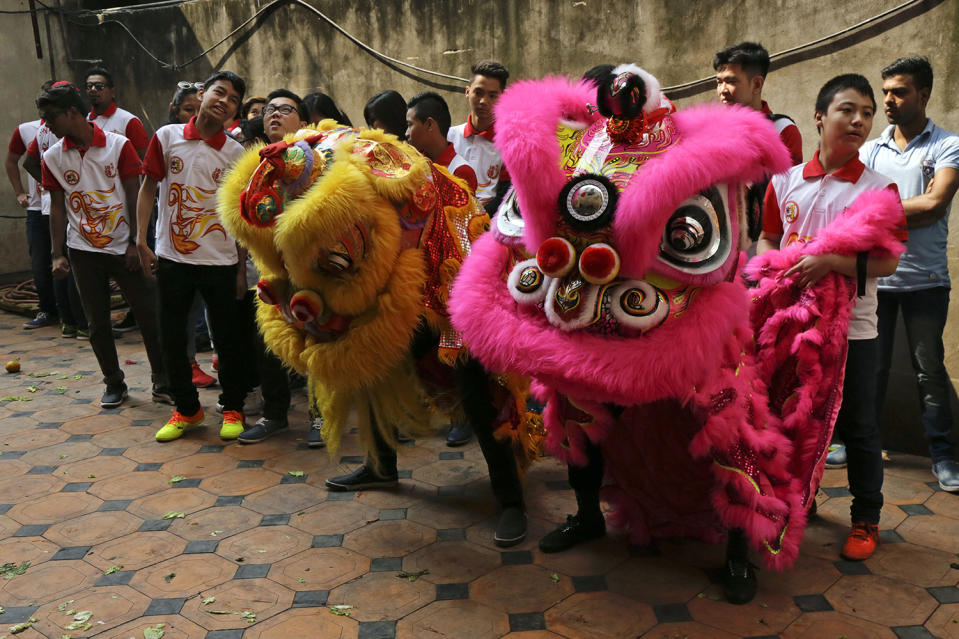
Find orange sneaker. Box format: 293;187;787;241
191;360;216;388
220;409;245;440
841;521;879;560
156;408;205;442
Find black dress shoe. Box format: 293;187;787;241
494;507;527;547
721;557;758;604
325;465;398;491
538;514;606;553
446;421;473;447
100;383;128;408
238;417;288;444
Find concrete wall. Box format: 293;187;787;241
1;0;956;452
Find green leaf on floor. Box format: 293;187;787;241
0;397;32;402
329;605;353;617
201;597;215;605
103;565;123;575
163;573;175;583
56;386;67;393
240;611;255;624
168;475;186;484
8;620;34;634
57;600;74;612
29;371;58;378
143;623;165;639
288;470;305;477
26;386;37;393
396;569;429;582
162;512;185;520
0;561;30;580
65;611;93;630
57;375;69;380
73;375;83;380
550;572;559;584
297;577;306;584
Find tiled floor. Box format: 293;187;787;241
1;309;958;638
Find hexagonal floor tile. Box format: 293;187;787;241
91;425;156;448
96;614;208;639
471;564;574;614
242;483;327;515
534;533;630;578
57;454;137;483
413;459;488;487
20;441;100;466
396;599;508;639
160;452;239;479
403;540;499;584
898;511;959;554
44;510;142;547
269;547;370;591
780;610;898;638
864;540;959;588
214;524;312;564
343;520;434;558
126;487;217;521
329;571;433;621
0;558;101;605
352;480;435;509
60;413;131;435
761;552;843;596
180;577;293;630
129;553;237;598
825;573;938;627
88;530;187;572
123;439;203;464
166;505;261;541
32;584;149;637
200;468;282;496
243;607;358;638
289;500;379;536
88;471;170;501
0;536;59;567
925;602;959;639
0;426;69;451
607;556;710;606
7;490;101;525
688;583;801;636
545;592;656;639
406;490;497;530
0;474;63;501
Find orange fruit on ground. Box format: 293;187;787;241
5;360;20;373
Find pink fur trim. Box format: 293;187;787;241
493;77;602;252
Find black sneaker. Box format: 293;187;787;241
538;514;606;553
152;385;175;405
494;506;527;547
238;417;289;444
721;557;758;605
446;421;473;447
325;465;398;491
112;312;137;333
308;415;326;448
100;383;128;409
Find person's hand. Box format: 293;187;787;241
124;243;141;272
783;254;835;288
52;255;70;279
16;193;29;209
137;241;157;279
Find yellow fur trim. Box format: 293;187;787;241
217;146;287;278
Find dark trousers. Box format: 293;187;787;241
68;247;164;386
837;338;884;525
240;290;290;420
877;288;955;462
568;438;605;519
26;210;56;316
157;258;245;415
370;327;524;510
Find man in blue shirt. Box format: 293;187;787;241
860;57;959;491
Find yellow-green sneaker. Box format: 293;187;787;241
219;410;245;440
156;408;204;442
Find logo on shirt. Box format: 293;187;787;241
64;170;80;186
784;200;799;223
104;163;116;178
487;164;500;180
170;156;183;174
212;168;223;184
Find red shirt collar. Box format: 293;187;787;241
89;102;117;120
464;114;495;142
760;100;773;115
64;122;106;150
802;149;865;183
435;143;457;167
184;116;227;150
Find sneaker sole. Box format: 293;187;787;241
325;479;398;491
308;441;327;449
446;437;472;447
100;392;129;409
824;463;847;469
939;480;959;493
493;532;527;548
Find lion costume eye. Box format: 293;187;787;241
658;184;731;272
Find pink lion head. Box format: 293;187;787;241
450;65;792;405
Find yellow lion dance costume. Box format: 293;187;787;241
218;123;489;459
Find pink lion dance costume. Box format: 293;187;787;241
449;64;905;602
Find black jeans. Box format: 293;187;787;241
837;338;884;525
157;258;246;415
68;248;164;386
26;210;56;316
877;288;955;462
567;438;605;519
240;290;290;421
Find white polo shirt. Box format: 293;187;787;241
447;115;508;204
8;120;42;210
141;117;243;266
40;123;140;255
26;122;60;215
88;102;149;151
763;150;905;340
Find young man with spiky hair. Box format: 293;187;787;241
406;91;478;193
136;70;250;443
758;74;906;563
860;56;959;492
36;82;168;408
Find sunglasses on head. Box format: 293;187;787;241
178;81;204;90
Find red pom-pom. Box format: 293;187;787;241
579;243;621;285
257;278;279;306
290;291;324;323
536;236;576;278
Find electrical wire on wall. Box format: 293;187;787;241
3;0;943;95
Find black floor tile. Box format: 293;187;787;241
793;593;834;612
436;582;469;600
292;590;329;607
508;612;546;632
653;603;692;623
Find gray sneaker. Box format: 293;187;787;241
825;444;847;469
932;460;959;493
